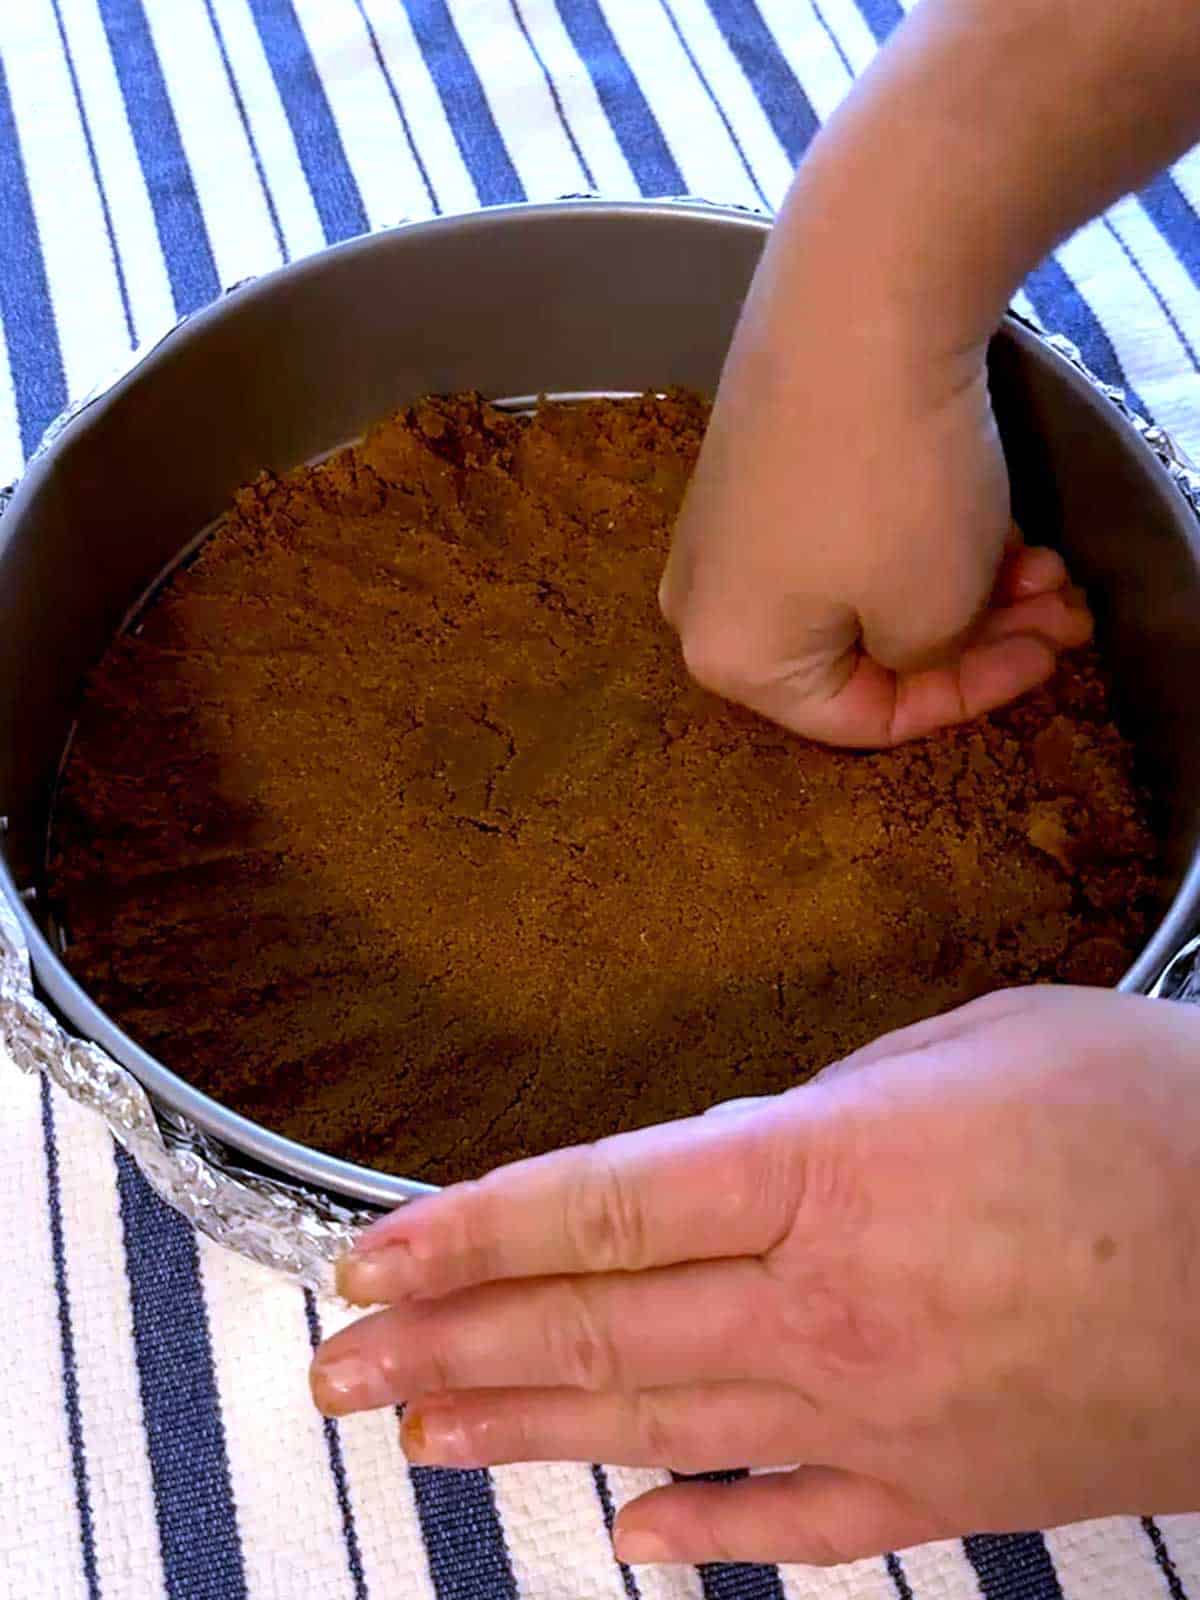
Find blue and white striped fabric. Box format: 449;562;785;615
2;4;1199;1598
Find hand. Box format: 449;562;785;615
659;0;1200;752
310;988;1200;1567
659;198;1092;749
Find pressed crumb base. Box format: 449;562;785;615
51;392;1162;1185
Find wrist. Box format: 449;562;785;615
733;163;991;428
775;80;1029;362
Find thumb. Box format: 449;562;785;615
614;1467;945;1568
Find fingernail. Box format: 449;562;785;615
309;1355;393;1417
336;1243;414;1306
614;1530;675;1566
400;1406;474;1467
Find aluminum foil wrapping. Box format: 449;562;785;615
2;236;1200;1288
1;886;373;1291
0;281;380;1291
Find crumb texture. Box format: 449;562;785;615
51;393;1162;1184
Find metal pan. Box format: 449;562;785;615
3;199;1200;1223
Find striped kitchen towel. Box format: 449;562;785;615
2;3;1199;1599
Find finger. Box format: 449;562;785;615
683;581;1090;749
886;634;1058;744
313;1257;778;1415
973;589;1093;650
615;1467;945;1568
889;592;1094;747
992;545;1068;604
337;1107;802;1305
752;615;1070;749
883;588;1092;745
399;1381;840;1472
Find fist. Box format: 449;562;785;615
659;184;1092;747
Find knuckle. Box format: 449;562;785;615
468;1405;528;1466
380;1319;451;1396
417;1332;455;1395
377;1340;406;1387
629;1391;676;1467
451;1178;501;1276
735;1120;806;1245
564;1147;647;1272
805;1143;868;1223
776;1270;899;1378
679;625;751;699
548;1283;621;1390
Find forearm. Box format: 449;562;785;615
767;0;1200;356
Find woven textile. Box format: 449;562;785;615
2;3;1199;1597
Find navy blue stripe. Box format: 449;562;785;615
39;1078;101;1600
113;1148;247;1600
809;0;856;80
201;0;289;262
0;52;68;458
95;0;220;315
509;0;597;191
697;1559;787;1600
408;1456;519;1600
1143;1518;1191;1600
243;0;370;243
657;0;771;210
1022;254;1149;418
351;0;441;215
886;1552;914;1600
1140;172;1200;292
402;0;524;207
590;1464;641;1600
1104;218;1200;371
963;1533;1064;1600
702;0;820;164
553;0;685;195
304;1293;369;1599
855;0;905;41
50;0;137;344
